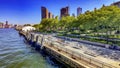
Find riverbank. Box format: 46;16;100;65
20;31;120;68
0;29;66;68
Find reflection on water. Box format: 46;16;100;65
0;28;62;68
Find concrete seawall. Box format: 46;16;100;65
19;31;118;68
19;31;91;68
25;32;88;68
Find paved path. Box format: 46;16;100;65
42;34;119;68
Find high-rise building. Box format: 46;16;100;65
41;6;49;19
72;13;75;17
48;12;52;19
60;6;69;18
112;1;120;8
77;7;82;16
52;15;54;18
0;22;4;28
94;8;97;11
4;21;9;28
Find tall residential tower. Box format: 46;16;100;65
48;12;53;19
77;7;82;16
60;6;69;18
41;6;49;19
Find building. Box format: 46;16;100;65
52;15;54;18
9;24;13;28
22;26;36;32
94;8;97;11
0;21;13;28
4;21;9;28
41;6;54;19
72;13;75;17
0;22;4;28
48;12;53;19
77;7;82;16
41;6;49;19
60;6;69;18
112;1;120;8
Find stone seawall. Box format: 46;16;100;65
20;31;90;68
19;31;118;68
43;46;86;68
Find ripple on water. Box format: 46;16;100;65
0;29;63;68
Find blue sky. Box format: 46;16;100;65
0;0;119;24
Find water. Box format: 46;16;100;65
0;28;62;68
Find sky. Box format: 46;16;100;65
0;0;119;25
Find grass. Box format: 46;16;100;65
57;32;120;46
39;30;120;46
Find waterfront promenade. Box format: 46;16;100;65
22;31;120;68
44;34;120;68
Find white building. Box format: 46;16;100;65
22;26;36;32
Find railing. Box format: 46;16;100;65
44;39;117;68
28;33;118;68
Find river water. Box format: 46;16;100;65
0;29;62;68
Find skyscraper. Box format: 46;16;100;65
60;6;69;18
72;13;75;17
4;21;9;28
94;8;97;11
52;15;54;18
77;7;82;16
41;6;49;19
48;12;52;19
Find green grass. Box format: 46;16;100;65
57;32;120;46
39;29;120;46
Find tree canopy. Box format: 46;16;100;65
34;5;120;33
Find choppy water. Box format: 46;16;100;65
0;28;62;68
